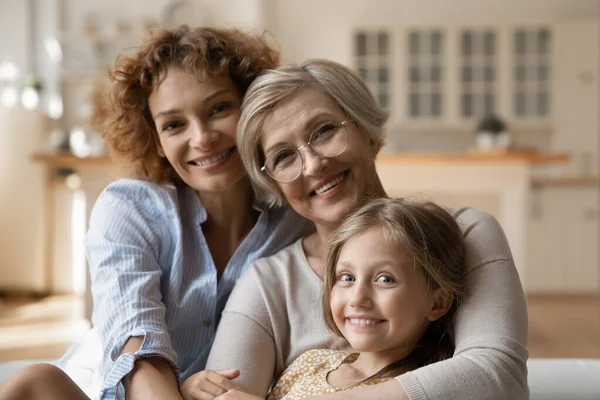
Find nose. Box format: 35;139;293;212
301;146;327;176
348;282;372;308
190;121;218;149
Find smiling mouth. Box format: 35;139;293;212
347;318;385;327
311;171;349;196
188;147;235;167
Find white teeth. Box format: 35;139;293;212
315;173;345;195
349;318;379;326
192;149;232;166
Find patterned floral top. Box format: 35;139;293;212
267;349;391;400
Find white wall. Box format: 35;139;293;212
271;0;600;64
61;0;267;33
0;0;29;72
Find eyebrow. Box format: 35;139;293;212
153;89;234;120
263;111;344;155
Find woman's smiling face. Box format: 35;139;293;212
149;67;246;193
260;87;381;229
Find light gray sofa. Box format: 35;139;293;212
1;358;600;399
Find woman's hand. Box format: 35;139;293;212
215;389;265;400
181;369;241;400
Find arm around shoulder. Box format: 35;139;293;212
394;209;528;400
206;263;278;397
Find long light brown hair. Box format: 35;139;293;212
322;198;467;379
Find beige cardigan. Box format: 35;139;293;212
206;208;529;400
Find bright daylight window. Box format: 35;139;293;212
354;30;391;109
459;30;498;119
406;29;444;119
513;28;551;118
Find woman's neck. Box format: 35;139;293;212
197;178;259;276
198;178;255;229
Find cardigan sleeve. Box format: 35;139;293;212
205;264;278;397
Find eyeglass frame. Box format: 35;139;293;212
260;119;352;183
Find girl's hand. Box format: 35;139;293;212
181;369;241;400
215;389;264;400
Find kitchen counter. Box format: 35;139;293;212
375;150;571;291
377;149;570;164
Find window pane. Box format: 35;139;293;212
410;93;420;117
462;67;472;83
358;68;368;80
462;94;473;117
378;32;389;56
378;68;389;83
538;29;550;54
410;67;420;83
515;92;526;116
356;33;367;56
379;93;389;108
515;65;526;81
537;92;549;116
431;93;442;117
484;93;495;114
431;31;442;55
484;66;495;82
484;31;495;56
515;30;526;55
431;65;441;82
462;32;473;56
409;32;420;56
538;65;549;81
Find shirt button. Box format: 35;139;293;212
203;319;211;327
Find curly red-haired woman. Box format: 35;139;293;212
0;25;313;400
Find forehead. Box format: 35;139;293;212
338;227;411;263
260;86;345;149
149;67;239;111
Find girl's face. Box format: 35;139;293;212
330;226;448;362
260;87;381;230
149;67;247;194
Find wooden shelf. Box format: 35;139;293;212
532;177;599;188
32;152;113;168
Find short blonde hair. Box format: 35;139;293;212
237;59;390;206
323;198;467;371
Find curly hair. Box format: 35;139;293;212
100;25;280;183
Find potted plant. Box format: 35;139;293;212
475;114;511;150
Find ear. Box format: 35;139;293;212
157;143;166;158
369;138;383;158
426;289;454;322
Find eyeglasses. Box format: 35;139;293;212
261;120;351;183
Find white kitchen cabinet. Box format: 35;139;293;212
527;186;599;293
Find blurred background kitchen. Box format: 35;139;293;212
0;0;598;362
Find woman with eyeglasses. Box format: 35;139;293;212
190;59;528;400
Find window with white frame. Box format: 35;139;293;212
459;30;497;119
354;30;391;109
407;29;444;119
513;28;551;118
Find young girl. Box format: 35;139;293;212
267;197;467;399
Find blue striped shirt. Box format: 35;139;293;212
65;179;314;399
